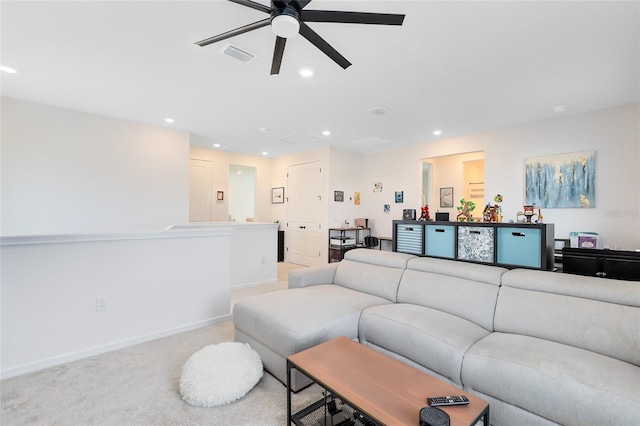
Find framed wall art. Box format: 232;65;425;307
334;191;344;202
272;187;284;204
525;150;595;208
440;187;454;208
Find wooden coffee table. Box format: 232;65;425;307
287;336;489;426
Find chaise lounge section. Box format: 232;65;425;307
233;249;416;391
233;249;640;425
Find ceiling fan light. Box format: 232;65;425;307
272;15;300;38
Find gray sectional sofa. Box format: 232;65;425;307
233;249;640;425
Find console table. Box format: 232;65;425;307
328;227;371;262
562;247;640;281
392;220;555;270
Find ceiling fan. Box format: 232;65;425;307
195;0;405;75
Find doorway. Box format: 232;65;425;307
287;161;323;266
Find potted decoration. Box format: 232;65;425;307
456;199;476;222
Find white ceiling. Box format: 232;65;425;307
1;1;638;158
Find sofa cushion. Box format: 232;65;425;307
233;284;391;358
358;303;491;386
398;257;506;331
462;332;640;425
333;249;415;302
498;269;640;366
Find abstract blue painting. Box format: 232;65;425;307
525;151;595;208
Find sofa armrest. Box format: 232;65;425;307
288;263;339;288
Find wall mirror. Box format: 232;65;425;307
422;151;485;220
228;164;256;222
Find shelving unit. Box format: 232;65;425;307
328;227;371;262
392;220;555;270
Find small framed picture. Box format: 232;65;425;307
334;191;344;202
440;187;454;208
217;191;224;201
395;191;404;203
272;187;284;204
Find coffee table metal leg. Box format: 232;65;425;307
286;359;292;425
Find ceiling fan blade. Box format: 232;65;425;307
303;10;405;25
299;22;351;69
228;0;272;14
195;18;271;47
295;0;312;9
271;37;287;75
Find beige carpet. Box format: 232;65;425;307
1;263;321;425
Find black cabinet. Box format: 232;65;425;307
562;247;640;281
278;230;285;262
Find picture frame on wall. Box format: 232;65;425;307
334;191;344;202
440;187;454;208
395;191;404;203
272;187;284;204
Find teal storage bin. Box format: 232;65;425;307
497;227;542;268
425;225;455;258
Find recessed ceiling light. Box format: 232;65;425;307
0;66;17;74
433;130;443;136
299;68;313;77
213;143;221;148
164;117;175;123
322;130;331;136
259;127;270;133
262;151;268;156
553;105;567;113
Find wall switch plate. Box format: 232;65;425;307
96;297;107;312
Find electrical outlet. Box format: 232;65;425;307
96;297;107;312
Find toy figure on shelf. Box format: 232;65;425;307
456;199;476;222
418;205;430;221
487;194;503;223
517;205;537;223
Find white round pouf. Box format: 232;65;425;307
179;342;263;407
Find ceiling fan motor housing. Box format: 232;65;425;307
271;4;301;38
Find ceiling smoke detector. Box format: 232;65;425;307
369;107;390;116
221;43;256;63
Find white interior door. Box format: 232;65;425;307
189;159;212;222
287;161;323;266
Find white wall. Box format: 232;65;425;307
328;147;365;229
167;222;278;289
363;103;640;251
189;144;273;223
1;98;190;235
1;229;232;378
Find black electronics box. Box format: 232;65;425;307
403;209;416;220
435;212;449;221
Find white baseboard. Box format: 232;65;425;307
231;278;278;290
1;315;231;380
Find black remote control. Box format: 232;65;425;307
427;395;470;406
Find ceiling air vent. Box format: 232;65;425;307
369;107;390;116
221;43;256;63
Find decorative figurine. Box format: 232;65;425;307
456;199;476;222
418;205;430;221
517;205;536;223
